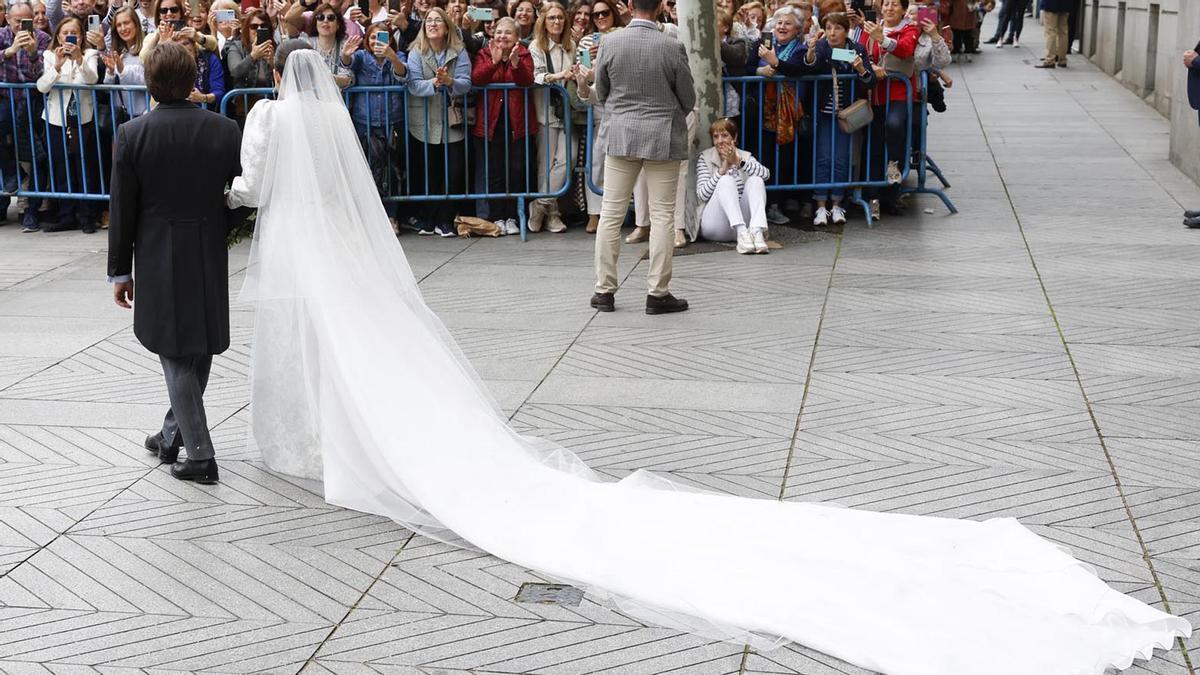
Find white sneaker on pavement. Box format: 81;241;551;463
830;205;847;225
751;229;769;254
813;207;829;227
736;229;756;254
504;219;520;236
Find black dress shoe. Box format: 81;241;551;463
645;293;688;315
144;433;182;464
1184;216;1200;229
590;292;615;312
171;459;220;484
1183;209;1200;219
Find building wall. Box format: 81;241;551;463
1079;0;1200;183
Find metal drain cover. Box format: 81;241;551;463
514;582;584;607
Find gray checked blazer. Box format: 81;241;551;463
594;20;696;162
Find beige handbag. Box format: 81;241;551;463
832;67;874;134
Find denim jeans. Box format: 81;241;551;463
813;111;853;202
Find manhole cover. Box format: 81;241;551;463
515;582;584;606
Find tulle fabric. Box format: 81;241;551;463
236;51;1192;674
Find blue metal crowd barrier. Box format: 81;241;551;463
1;73;953;237
902;71;957;215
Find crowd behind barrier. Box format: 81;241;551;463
0;0;958;241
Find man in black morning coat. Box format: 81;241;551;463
106;41;244;484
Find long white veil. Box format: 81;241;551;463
240;51;1191;674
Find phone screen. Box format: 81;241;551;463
375;31;388;45
65;34;78;44
172;19;186;30
762;34;773;48
387;0;398;11
864;9;877;22
21;18;33;32
256;26;271;44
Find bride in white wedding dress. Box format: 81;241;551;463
227;48;1191;675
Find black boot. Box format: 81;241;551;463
171;459;220;484
144;432;182;464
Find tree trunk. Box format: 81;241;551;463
676;0;722;239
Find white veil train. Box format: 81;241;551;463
232;50;1192;674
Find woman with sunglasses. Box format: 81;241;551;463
572;0;620;234
140;0;219;58
225;9;276;91
298;3;353;87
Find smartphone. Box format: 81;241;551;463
357;0;370;17
466;6;493;21
850;0;867;11
831;47;857;62
87;14;101;32
577;45;591;67
387;0;398;11
916;6;937;24
65;34;78;44
256;25;271;44
172;19;186;30
375;30;388;45
20;18;33;32
762;33;772;48
864;9;877;22
216;9;235;22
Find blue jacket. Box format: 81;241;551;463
348;49;406;134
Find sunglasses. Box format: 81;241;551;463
592;8;610;18
315;12;337;20
249;21;267;27
158;5;179;13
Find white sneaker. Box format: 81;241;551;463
870;199;881;220
494;221;509;235
751;229;769;254
813;207;829;226
886;160;902;185
1013;38;1020;47
995;42;1004;49
766;203;789;225
736;228;756;254
830;205;846;225
504;218;520;235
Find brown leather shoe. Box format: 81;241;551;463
645;293;688;315
586;215;599;233
590;292;615;312
625;226;650;244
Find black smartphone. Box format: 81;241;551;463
171;18;186;30
357;0;370;18
850;0;867;12
864;8;877;22
65;34;78;44
387;0;399;12
20;18;33;32
256;25;271;44
762;33;772;48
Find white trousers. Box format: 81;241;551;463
534;124;572;212
698;175;768;243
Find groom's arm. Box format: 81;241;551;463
107;125;139;306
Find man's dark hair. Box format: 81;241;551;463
144;41;196;103
274;38;314;74
630;0;660;13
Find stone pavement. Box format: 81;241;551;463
1;19;1198;675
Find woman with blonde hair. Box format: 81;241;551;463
406;5;472;236
527;1;575;233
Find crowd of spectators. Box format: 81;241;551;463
0;0;954;243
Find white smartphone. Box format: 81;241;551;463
87;14;101;32
216;9;236;22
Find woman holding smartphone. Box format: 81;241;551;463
573;0;619;233
226;9;276;90
344;22;407;233
37;16;100;233
102;6;150;119
140;0;219;59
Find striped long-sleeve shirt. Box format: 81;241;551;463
696;150;770;202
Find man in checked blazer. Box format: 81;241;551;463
589;0;696;315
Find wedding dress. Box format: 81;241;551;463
228;51;1192;674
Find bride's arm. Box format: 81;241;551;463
227;100;274;209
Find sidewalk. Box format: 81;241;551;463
0;16;1196;675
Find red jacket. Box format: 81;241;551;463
471;45;538;141
855;21;919;105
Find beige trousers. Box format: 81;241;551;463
1042;11;1069;63
595;155;680;297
